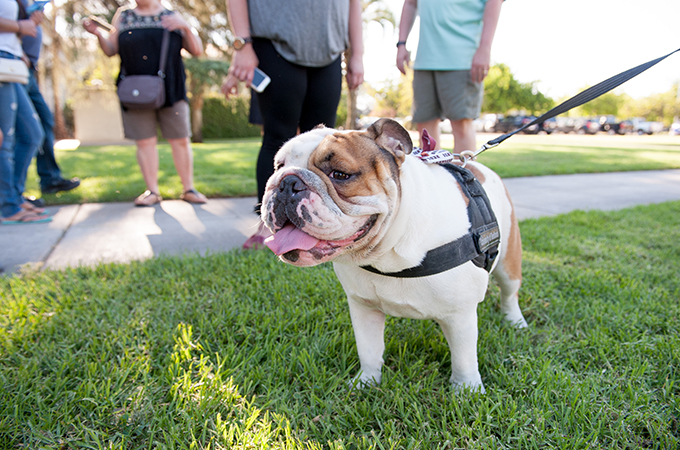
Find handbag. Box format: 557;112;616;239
0;57;29;85
117;29;170;110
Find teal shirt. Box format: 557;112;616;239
414;0;487;71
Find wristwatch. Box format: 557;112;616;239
233;36;253;51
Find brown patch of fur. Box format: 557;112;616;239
502;186;522;280
308;133;400;203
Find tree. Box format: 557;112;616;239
183;59;230;142
483;63;554;115
344;0;395;130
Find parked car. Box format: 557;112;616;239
669;123;680;135
555;117;579;134
631;117;664;135
493;115;539;134
538;117;557;134
575;118;601;135
599;115;632;135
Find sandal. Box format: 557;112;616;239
180;189;207;204
134;190;162;207
21;201;47;215
243;221;272;250
2;210;53;224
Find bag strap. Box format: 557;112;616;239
157;28;170;78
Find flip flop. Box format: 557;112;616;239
2;210;53;224
134;190;162;207
21;202;47;215
180;189;207;204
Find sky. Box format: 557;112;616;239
364;0;680;100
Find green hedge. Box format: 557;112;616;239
201;96;262;139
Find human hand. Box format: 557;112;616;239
30;11;44;25
82;18;100;35
161;12;189;33
471;47;491;84
396;45;410;75
346;53;364;90
17;19;38;38
221;73;240;98
229;47;259;88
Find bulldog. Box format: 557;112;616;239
261;118;527;392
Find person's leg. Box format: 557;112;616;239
0;82;21;219
412;70;443;150
25;70;61;188
299;57;343;132
158;100;205;203
417;119;442;150
135;136;160;193
437;70;483;153
449;118;477;153
253;38;307;206
12;83;44;201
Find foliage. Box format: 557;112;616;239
184;58;230;90
1;202;679;448
570;90;629;118
201;96;262;140
483;63;555;115
368;71;413;119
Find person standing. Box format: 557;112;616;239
83;0;207;207
0;1;49;224
222;0;364;248
396;0;502;153
16;0;79;205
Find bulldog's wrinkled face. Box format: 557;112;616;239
262;119;413;266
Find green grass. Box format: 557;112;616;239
24;134;680;205
1;201;679;448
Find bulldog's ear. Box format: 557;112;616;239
366;118;414;165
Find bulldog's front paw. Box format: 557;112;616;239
349;371;382;389
451;378;486;394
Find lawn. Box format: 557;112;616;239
1;201;678;448
24;133;680;205
3;132;680;448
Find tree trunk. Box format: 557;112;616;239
49;8;69;140
344;48;360;130
190;93;204;143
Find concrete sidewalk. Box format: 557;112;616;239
2;169;680;276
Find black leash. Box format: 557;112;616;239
458;47;680;163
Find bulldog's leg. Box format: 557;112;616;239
347;296;386;387
493;212;528;328
436;311;485;392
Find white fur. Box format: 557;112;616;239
263;125;527;391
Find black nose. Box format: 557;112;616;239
279;175;308;198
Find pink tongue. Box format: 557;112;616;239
264;224;320;255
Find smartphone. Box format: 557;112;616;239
27;0;50;14
87;15;113;32
251;67;271;93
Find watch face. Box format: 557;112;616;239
233;38;245;50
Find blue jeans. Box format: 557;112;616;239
0;57;44;218
25;68;62;189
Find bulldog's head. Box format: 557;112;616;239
261;118;413;266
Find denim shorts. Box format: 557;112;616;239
121;99;191;141
412;70;484;123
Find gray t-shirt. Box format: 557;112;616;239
248;0;349;67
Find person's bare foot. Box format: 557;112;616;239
134;190;162;207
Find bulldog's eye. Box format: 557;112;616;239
330;170;351;180
274;161;284;171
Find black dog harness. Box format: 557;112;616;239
361;163;500;278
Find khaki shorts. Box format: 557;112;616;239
412;70;483;123
121;100;191;141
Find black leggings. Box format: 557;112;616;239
252;38;343;210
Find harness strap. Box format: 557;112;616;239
361;164;499;278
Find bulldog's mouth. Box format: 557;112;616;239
265;215;377;259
